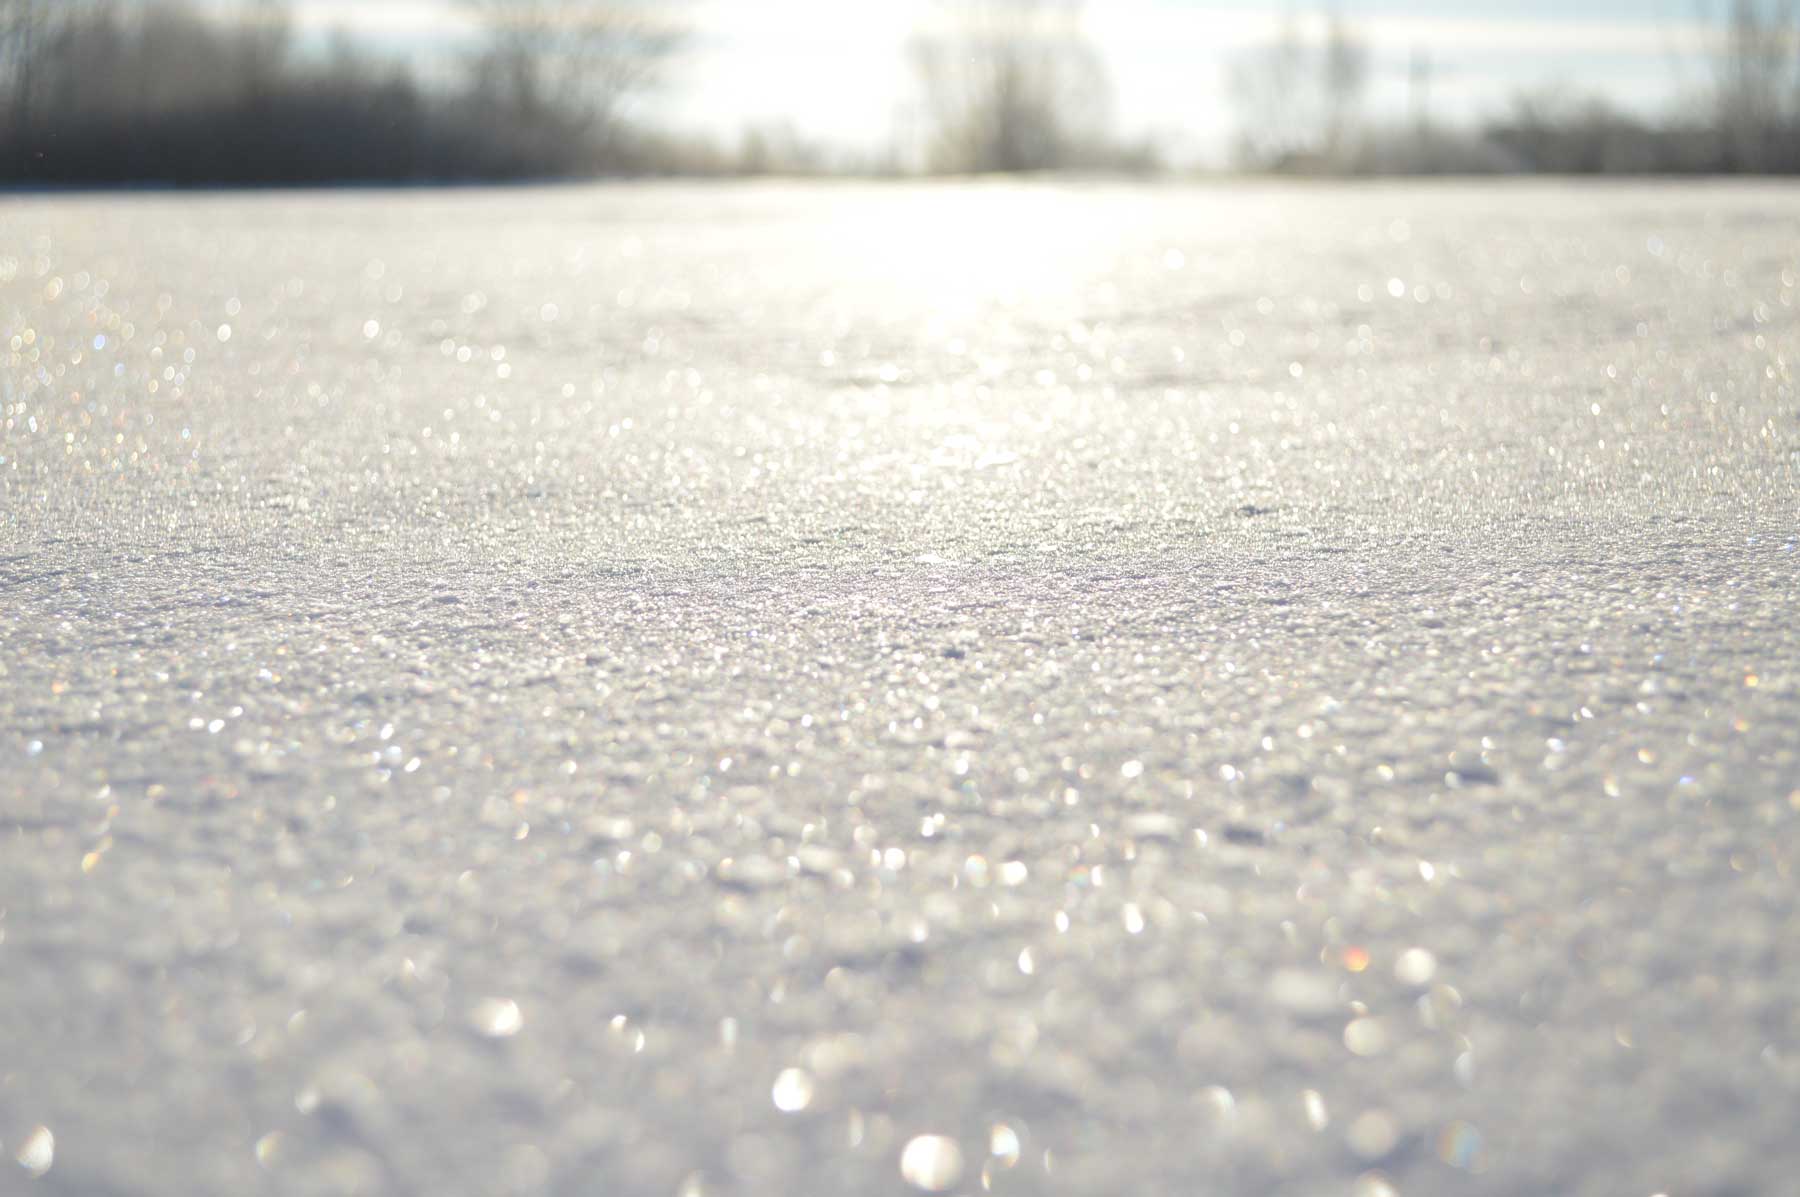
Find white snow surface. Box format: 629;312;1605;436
2;182;1798;1196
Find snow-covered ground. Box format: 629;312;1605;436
2;182;1797;1196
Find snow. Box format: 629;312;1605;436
2;181;1798;1196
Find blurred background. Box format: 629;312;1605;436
1;0;1797;185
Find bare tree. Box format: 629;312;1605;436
909;0;1112;173
1227;9;1311;168
1320;8;1370;160
459;0;684;152
1707;0;1799;169
1228;4;1371;171
0;0;42;135
233;0;295;107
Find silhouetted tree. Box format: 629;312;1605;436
1320;8;1369;160
909;0;1113;173
1227;9;1307;168
0;0;45;136
232;0;294;108
1230;7;1379;170
1486;89;1667;173
738;120;825;176
1707;0;1799;170
458;0;685;167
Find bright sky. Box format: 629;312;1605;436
291;0;1713;164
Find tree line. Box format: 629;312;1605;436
0;0;690;184
1227;1;1800;175
3;0;1800;185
